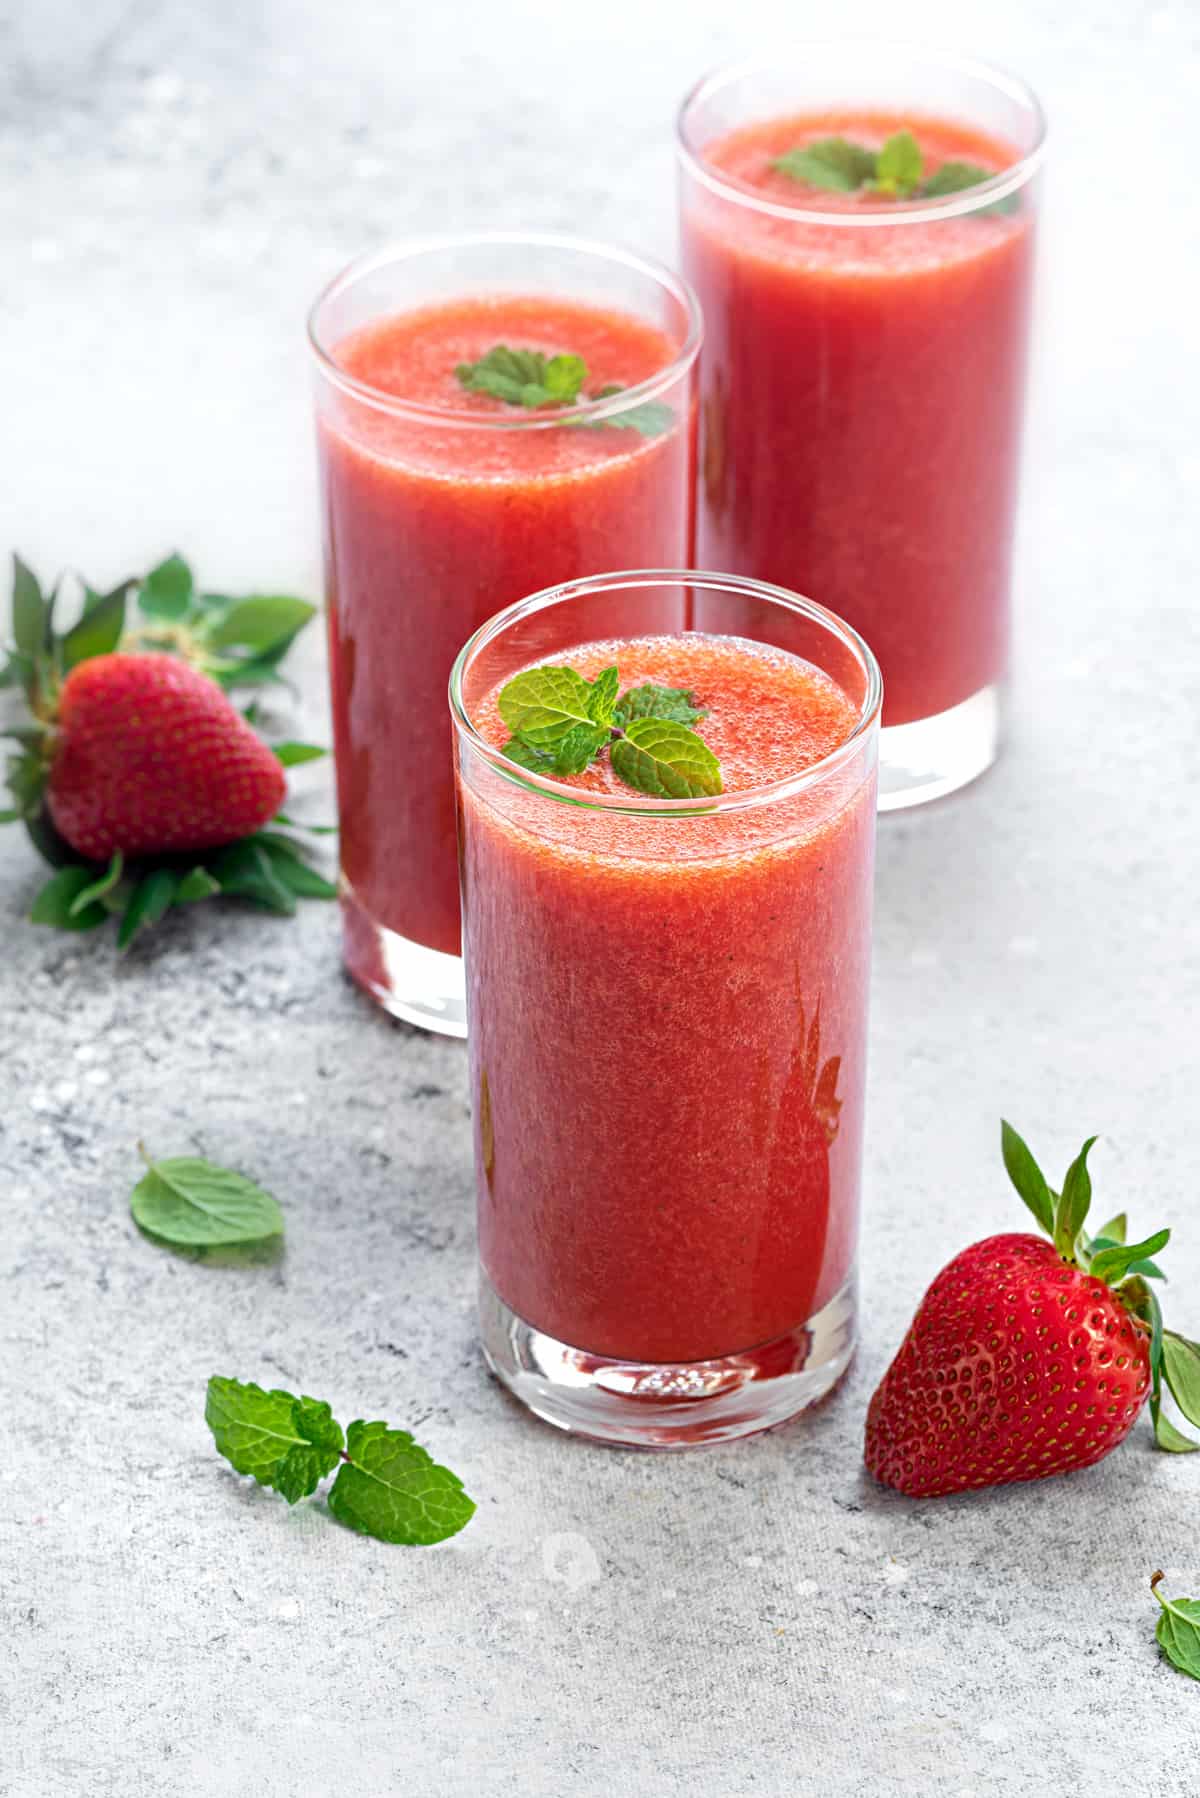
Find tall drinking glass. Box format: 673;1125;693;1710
677;47;1044;808
451;571;881;1446
309;235;701;1033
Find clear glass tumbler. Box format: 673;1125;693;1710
451;571;881;1446
677;47;1045;809
309;234;701;1034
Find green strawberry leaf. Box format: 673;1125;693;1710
497;665;597;749
1154;1410;1200;1453
211;840;296;914
610;718;723;799
11;554;47;657
1089;1228;1172;1287
30;864;109;931
206;1377;343;1505
771;137;877;192
118;868;181;949
1054;1135;1097;1259
613;683;707;728
68;850;124;916
176;866;222;903
272;741;327;767
327;1419;475;1546
252;833;338;899
61;580;132;669
1094;1212;1128;1244
137;553;194;620
133;1150;285;1247
1161;1333;1200;1430
204;595;316;654
1152;1574;1200;1681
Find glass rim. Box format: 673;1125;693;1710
448;570;884;819
675;43;1047;228
306;230;704;430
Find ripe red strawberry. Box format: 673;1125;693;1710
46;653;286;860
865;1124;1200;1497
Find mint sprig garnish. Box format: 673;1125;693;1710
454;346;673;438
1151;1573;1200;1681
131;1147;285;1248
205;1376;475;1545
496;662;720;797
1000;1122;1200;1452
771;130;1016;212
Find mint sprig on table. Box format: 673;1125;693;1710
131;1148;285;1248
497;662;722;799
1151;1572;1200;1682
206;1376;475;1545
771;129;1016;211
455;345;673;438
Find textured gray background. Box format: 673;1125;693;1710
3;1;1200;1793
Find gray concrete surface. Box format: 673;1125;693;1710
3;2;1200;1793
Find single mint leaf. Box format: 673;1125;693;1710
922;159;992;198
138;553;194;621
614;683;707;728
999;1120;1055;1235
1055;1136;1097;1259
587;665;620;728
542;352;587;403
1152;1574;1200;1681
871;129;923;197
117;867;180;949
176;866;222;903
11;554;47;657
1162;1333;1200;1431
133;1150;285;1247
69;850;123;916
272;741;327;767
497;665;596;749
771;137;877;192
327;1419;475;1546
61;580;131;669
578;387;675;438
610;718;722;799
205;1376;342;1504
205;595;315;654
30;864;108;932
501;736;556;774
550;721;610;776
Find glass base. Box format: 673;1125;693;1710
479;1271;856;1448
340;882;466;1038
877;683;999;812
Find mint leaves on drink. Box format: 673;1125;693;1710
771;130;1013;209
454;346;673;438
131;1147;285;1247
496;662;721;798
206;1376;475;1545
1151;1572;1200;1681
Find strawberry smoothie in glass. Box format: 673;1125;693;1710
677;47;1044;808
451;571;881;1447
308;236;700;1034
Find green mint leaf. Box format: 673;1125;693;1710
1162;1333;1200;1431
610;718;723;799
1089;1228;1171;1288
1055;1135;1097;1259
456;345;588;411
771;137;877;192
134;1150;285;1247
204;595;316;654
118;868;180;949
497;664;597;749
11;554;48;657
205;1376;343;1504
61;580;131;668
614;683;707;728
30;864;109;931
587;666;620;727
69;850;124;916
550;721;611;776
871;130;923;197
272;741;327;767
327;1419;475;1545
542;352;587;402
176;866;222;903
999;1120;1055;1236
500;736;557;774
921;159;992;198
137;553;194;621
577;387;675;438
1152;1574;1200;1681
211;840;296;914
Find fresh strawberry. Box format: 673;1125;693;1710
865;1123;1200;1497
45;653;286;860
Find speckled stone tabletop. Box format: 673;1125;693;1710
3;3;1199;1794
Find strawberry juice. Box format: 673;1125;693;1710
452;573;881;1446
678;55;1043;805
310;239;699;1032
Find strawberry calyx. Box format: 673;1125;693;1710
3;551;336;947
1001;1121;1200;1455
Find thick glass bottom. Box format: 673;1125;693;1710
340;880;466;1038
479;1270;856;1448
877;683;999;812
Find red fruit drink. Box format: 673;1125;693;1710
309;238;699;1033
678;52;1044;807
452;573;881;1447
